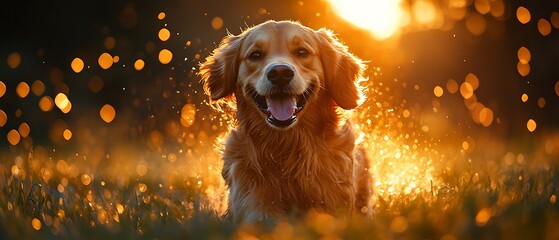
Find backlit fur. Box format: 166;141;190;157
199;20;371;223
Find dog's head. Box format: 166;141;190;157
200;20;365;129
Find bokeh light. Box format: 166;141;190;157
31;80;46;96
516;6;531;24
465;73;480;90
474;0;490;15
158;49;173;64
98;53;113;69
10;165;20;177
54;93;70;112
517;62;530;76
61;103;72;113
490;1;505;18
521;93;528;102
402;109;410;118
446;79;458;94
158;28;171;41
31;218;41;231
134;59;145;71
448;0;468;20
211;17;224;30
527;119;537;132
537;18;552;36
138;183;148;193
18;123;30;138
136;160;148;177
39;96;54;112
538;97;546;108
517;47;531;64
104;37;116;50
0;81;5;97
475;208;491;226
465;13;486;35
7;129;20;145
7;52;21;69
460;82;474;99
63;129;72;140
552;12;559;28
56;160;68;173
100;104;116;123
0;110;7;127
433;86;444;97
71;58;85;73
180;103;197;127
16;82;30;98
81;174;92;186
479;107;494;127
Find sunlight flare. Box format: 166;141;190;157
328;0;406;40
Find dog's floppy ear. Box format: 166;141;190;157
315;29;366;110
199;34;242;102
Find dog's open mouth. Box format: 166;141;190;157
249;86;314;128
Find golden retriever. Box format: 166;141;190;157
199;20;371;223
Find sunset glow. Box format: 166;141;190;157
328;0;405;40
2;1;559;239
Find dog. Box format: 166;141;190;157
199;20;371;223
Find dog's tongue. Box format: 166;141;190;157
267;97;296;121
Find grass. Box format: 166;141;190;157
1;143;559;240
0;154;232;239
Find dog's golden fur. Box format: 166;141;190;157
200;20;371;223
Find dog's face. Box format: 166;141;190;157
200;21;365;129
238;22;323;128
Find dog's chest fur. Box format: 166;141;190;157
221;100;356;221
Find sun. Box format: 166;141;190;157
327;0;406;40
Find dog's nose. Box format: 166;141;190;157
266;64;294;86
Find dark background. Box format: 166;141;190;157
0;0;558;151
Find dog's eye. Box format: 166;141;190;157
296;48;310;57
248;51;263;61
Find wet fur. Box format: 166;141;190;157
199;20;371;223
